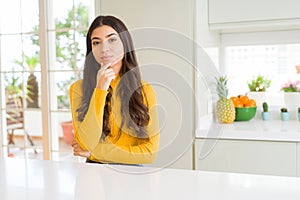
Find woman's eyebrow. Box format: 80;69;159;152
105;33;117;38
91;33;117;41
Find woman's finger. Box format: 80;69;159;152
100;59;118;71
71;140;77;147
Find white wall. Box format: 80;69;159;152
98;0;195;169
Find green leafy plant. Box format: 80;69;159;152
262;102;268;112
280;80;300;92
298;107;300;113
14;53;40;108
248;75;271;92
5;70;26;122
5;71;23;97
30;3;88;109
55;4;87;109
280;107;288;112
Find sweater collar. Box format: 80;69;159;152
110;74;120;90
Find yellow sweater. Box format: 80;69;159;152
69;76;160;164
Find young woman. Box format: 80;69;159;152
70;15;160;164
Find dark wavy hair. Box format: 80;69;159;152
76;15;150;141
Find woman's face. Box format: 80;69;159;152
91;25;124;74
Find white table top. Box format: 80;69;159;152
197;115;300;142
1;158;300;200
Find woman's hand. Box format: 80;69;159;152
71;140;91;158
96;62;116;91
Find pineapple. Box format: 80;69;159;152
216;76;235;123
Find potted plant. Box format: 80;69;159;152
248;75;271;92
24;54;40;108
281;80;300;109
281;80;300;92
280;107;290;121
298;107;300;122
14;54;40;108
247;75;271;106
261;102;271;121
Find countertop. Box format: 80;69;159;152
1;158;300;200
197;115;300;142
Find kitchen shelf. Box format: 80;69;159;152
197;119;300;142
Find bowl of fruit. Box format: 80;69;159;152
230;95;257;121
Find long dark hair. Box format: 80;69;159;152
76;15;150;141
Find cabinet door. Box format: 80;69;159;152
297;143;300;177
209;0;300;25
195;139;297;176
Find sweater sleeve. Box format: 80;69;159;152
90;83;160;164
70;81;108;151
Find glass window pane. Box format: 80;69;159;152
22;34;41;72
74;1;92;29
76;30;87;70
0;0;21;34
0;73;6;108
49;30;86;71
4;72;25;100
0;35;23;72
21;0;39;33
225;44;300;96
50;111;75;162
7;147;25;158
25;71;41;109
55;31;76;70
24;110;42;137
25;148;43;159
49;71;79;110
50;0;74;30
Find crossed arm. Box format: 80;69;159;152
69;81;160;164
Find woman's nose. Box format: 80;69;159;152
101;41;109;52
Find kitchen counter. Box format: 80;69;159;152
197;115;300;142
1;158;300;200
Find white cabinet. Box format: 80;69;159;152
100;0;195;170
297;143;300;176
208;0;300;31
195;139;297;176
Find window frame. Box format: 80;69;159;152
0;0;96;160
220;29;300;95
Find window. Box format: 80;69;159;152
47;0;94;161
0;0;95;161
221;30;300;106
0;0;41;158
225;44;300;96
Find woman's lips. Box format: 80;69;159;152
101;55;113;61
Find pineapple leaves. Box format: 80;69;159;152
215;76;229;99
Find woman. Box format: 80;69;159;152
70;15;160;164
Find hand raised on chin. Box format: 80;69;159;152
96;61;117;91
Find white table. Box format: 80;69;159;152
1;158;300;200
198;118;300;142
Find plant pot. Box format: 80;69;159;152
61;121;74;145
27;72;39;108
284;93;300;109
296;65;300;74
261;112;271;121
247;92;267;107
280;112;290;121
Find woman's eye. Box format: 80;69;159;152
109;38;117;43
92;41;101;45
